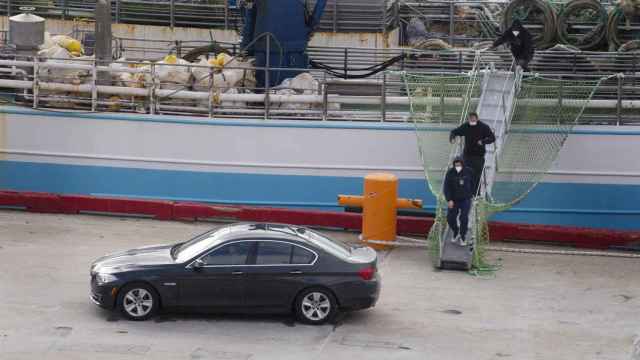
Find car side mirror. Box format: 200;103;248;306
192;259;205;270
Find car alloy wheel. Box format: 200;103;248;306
295;288;336;325
302;292;331;321
118;284;158;320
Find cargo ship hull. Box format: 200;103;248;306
1;106;638;231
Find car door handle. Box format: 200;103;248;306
289;270;303;275
231;271;244;275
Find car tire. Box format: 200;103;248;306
117;283;159;321
294;287;337;325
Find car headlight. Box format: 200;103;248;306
95;273;118;285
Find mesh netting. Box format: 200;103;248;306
400;64;608;271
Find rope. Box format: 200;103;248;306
502;0;558;49
309;54;407;79
556;0;607;50
606;6;637;51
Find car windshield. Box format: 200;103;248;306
298;229;351;258
172;227;231;262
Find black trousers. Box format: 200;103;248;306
463;155;484;196
447;198;471;239
511;58;531;73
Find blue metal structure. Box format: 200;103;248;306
239;0;327;88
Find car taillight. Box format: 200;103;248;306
358;266;375;281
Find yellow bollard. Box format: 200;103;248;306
338;173;422;250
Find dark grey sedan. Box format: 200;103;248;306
90;223;380;324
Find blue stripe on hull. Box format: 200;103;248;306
1;160;638;230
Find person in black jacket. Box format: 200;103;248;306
491;19;535;72
449;112;496;195
444;157;474;245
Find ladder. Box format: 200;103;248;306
437;66;521;270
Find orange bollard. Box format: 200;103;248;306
338;173;422;250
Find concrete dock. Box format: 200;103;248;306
0;211;637;359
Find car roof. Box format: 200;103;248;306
215;223;310;244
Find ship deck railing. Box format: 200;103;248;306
0;0;388;33
0;54;638;125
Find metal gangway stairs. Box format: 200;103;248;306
438;65;522;270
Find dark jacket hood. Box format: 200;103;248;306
511;19;524;31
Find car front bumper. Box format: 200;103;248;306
90;275;120;309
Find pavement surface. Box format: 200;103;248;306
0;211;638;360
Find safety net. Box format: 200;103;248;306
400;56;608;271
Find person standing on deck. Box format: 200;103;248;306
491;19;535;72
444;157;474;245
449;112;496;196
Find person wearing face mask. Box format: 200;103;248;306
449;112;496;195
491;19;535;72
444;157;474;245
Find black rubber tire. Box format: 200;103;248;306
294;287;338;325
117;283;159;321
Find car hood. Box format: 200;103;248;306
91;244;175;274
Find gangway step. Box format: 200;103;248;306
438;228;473;271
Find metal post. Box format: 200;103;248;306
32;58;39;109
170;0;175;28
62;0;68;20
176;40;182;58
343;48;348;79
393;0;399;30
440;77;445;123
149;63;156;115
381;72;386;122
616;74;622;126
264;35;270;120
449;1;454;46
558;78;563;125
7;0;11;17
115;0;120;23
333;0;338;33
322;72;328;121
91;60;98;111
208;67;214;118
224;0;229;30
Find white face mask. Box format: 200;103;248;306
469;120;478;126
455;166;463;173
512;30;520;36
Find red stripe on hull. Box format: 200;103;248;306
0;190;637;250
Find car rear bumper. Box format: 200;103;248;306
336;274;381;311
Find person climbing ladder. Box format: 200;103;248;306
491;19;535;72
449;112;496;196
444;157;474;245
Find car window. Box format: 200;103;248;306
174;227;231;263
298;229;351;259
292;245;315;265
255;242;292;265
201;242;251;266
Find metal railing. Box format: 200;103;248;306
0;43;638;125
0;0;386;32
